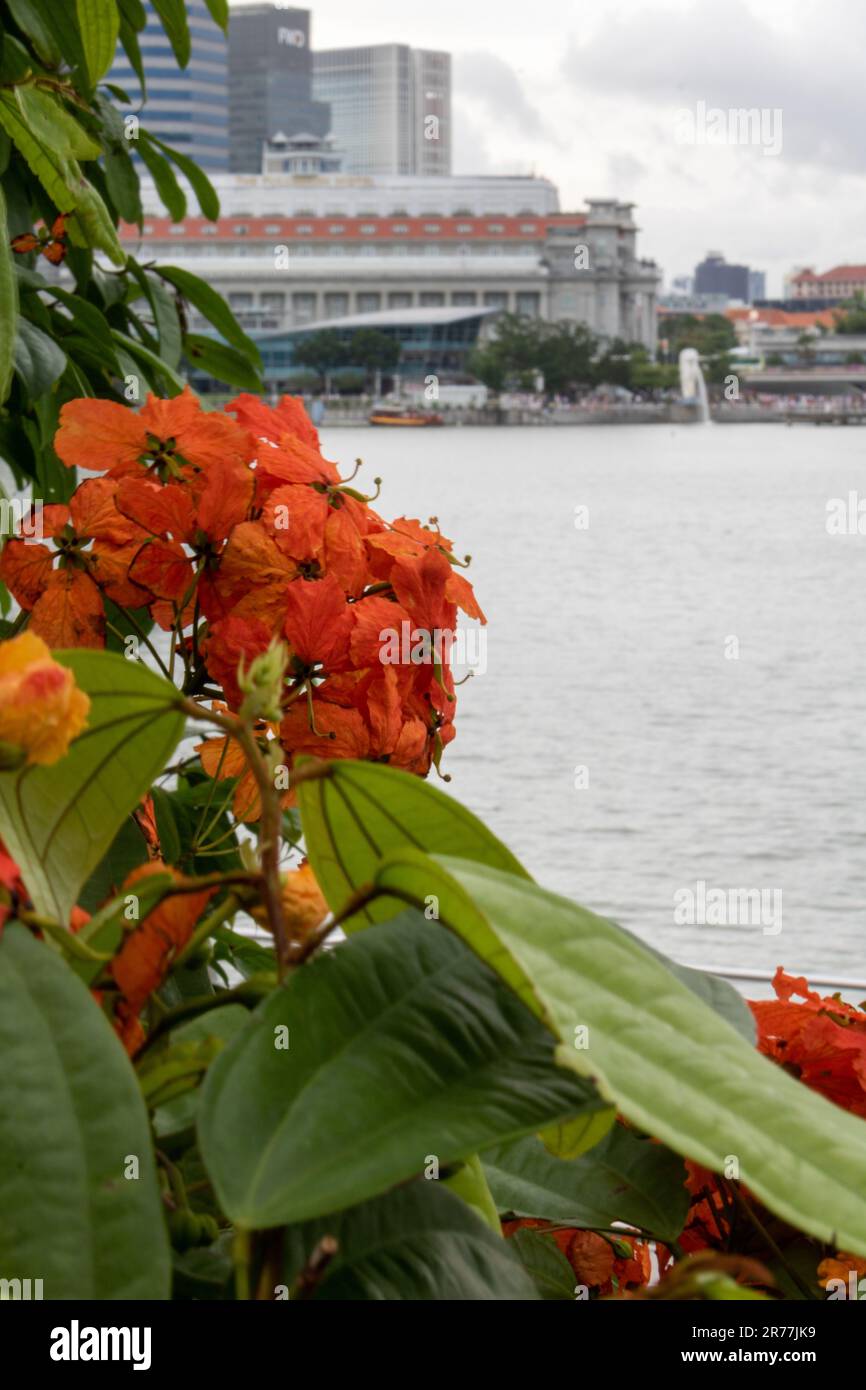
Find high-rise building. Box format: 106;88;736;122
694;252;750;303
228;5;330;173
108;0;229;172
312;45;451;176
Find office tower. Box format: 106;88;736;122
228;4;330;173
108;0;229;172
694;251;750;303
312;45;451;176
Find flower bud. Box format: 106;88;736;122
237;638;288;723
0;633;90;766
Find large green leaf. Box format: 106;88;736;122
137;132;186;221
297;757;530;930
296;760;753;1037
0;187;18;404
148;133;219;219
365;850;866;1255
508;1228;576;1300
280;1181;539;1300
0;924;170;1298
0;650;184;924
199;910;606;1228
183;334;262;392
158;265;261;363
6;0;62;65
151;0;190;67
76;0;120;85
483;1127;690;1243
13;318;67;398
202;0;229;30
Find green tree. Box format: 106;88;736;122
833;293;866;334
291;329;346;387
342;328;400;388
468;313;598;395
661;313;736;361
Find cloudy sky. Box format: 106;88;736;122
268;0;862;296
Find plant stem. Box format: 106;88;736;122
179;698;290;974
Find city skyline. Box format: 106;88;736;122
228;0;866;297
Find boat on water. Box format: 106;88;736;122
368;407;444;427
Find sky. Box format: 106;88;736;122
231;0;866;295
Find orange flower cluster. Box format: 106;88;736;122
0;389;484;781
750;967;866;1119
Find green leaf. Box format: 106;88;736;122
118;13;146;95
183;333;262;392
104;144;143;227
483;1127;690;1243
151;0;190;67
158;265;261;363
508;1228;576;1300
281;1181;539;1300
147;133;219;219
14;317;67;398
537;1107;616;1160
144;1005;249;1139
296;758;530;930
75;0;120;85
6;0;63;65
15;86;102;163
442;1152;501;1233
137;131;186;221
111;327;187;395
295;761;750;1034
202;0;229;31
45;282;118;351
0;650;184;925
117;0;146;26
27;0;88;80
0;924;170;1298
367;850;866;1255
0;90;80;210
199;910;606;1228
144;270;182;369
65;174;126;266
0;187;19;404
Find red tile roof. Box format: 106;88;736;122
118;213;586;242
791;266;866;284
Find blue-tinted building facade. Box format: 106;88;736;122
109;0;229;172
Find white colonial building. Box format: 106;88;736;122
122;175;660;352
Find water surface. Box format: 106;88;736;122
321;422;866;989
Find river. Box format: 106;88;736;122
320;421;866;992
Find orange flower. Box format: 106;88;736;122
750;968;866;1118
0;633;89;765
110;861;215;1055
817;1252;866;1289
252;861;327;942
55;387;254;479
0;478;153;647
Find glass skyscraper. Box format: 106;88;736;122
312;45;451;177
108;0;229;172
228;5;330;174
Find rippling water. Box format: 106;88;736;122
321;421;866;990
